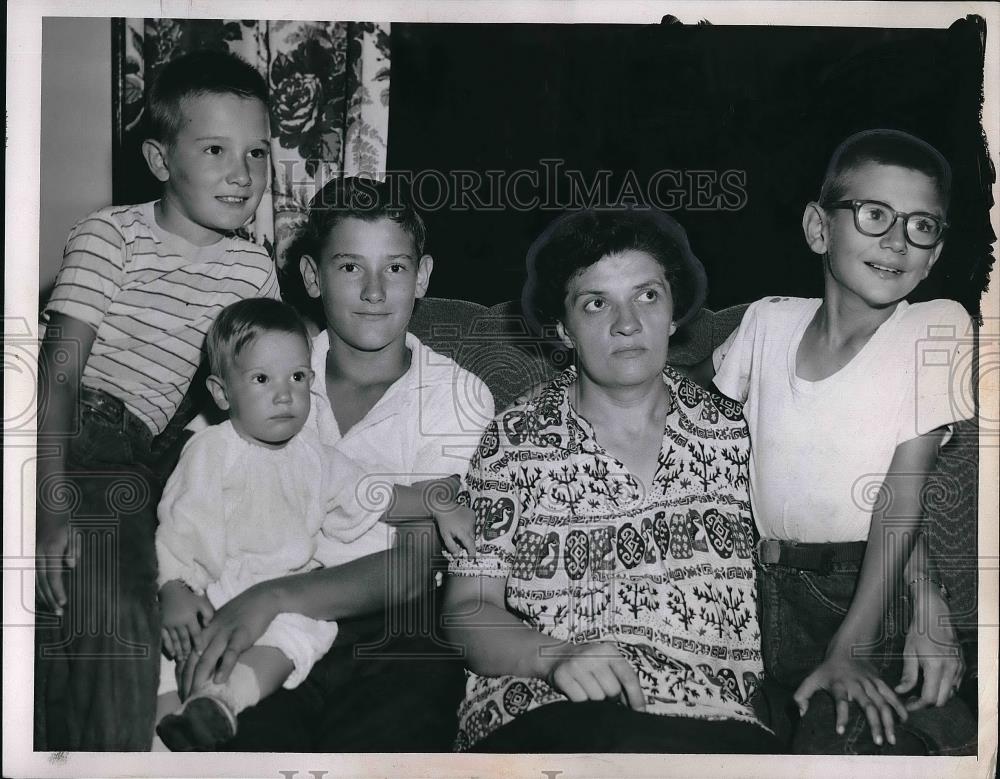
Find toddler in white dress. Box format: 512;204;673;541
154;298;376;750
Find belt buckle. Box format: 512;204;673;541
80;388;118;421
756;538;781;566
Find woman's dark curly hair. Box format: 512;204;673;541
522;208;707;331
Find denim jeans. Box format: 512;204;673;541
34;390;169;751
757;558;977;755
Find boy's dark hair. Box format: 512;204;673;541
146;50;268;145
523;207;708;330
286;176;427;264
819;129;952;208
282;177;427;324
206;298;310;377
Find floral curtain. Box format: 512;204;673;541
112;18;390;269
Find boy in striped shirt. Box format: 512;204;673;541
34;50;278;751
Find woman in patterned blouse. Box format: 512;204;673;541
445;208;784;753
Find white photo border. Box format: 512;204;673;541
5;2;998;777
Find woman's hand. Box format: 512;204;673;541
794;649;908;746
895;582;964;710
179;582;281;698
544;641;646;711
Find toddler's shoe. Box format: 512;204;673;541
156;694;237;751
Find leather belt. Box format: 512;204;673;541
79;385;155;447
756;539;867;574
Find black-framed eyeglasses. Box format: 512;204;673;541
822;199;948;249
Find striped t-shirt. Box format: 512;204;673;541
44;201;280;435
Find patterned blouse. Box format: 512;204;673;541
449;366;764;750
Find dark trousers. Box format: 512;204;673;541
757;557;977;755
34;389;176;751
222;589;467;752
473;701;785;754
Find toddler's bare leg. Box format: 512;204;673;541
156;646;292;750
236;645;294;702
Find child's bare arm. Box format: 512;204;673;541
897;532;964;709
794;429;945;746
36;313;96;614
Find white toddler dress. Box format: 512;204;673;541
156;420;376;689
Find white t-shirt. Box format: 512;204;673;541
308;331;496;567
713;297;974;542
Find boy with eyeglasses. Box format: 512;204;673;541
703;129;976;753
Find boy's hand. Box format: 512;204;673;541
544;641;646;712
896;583;964;709
159;580;214;661
794;651;908;747
36;509;78;615
434;503;477;559
35;313;96;616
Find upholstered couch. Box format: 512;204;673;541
409;296;980;714
141;294;976;749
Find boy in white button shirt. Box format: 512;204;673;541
153;298;478;750
175;177;494;751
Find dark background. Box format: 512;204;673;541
387;18;994;316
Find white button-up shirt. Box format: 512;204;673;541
308;330;495;567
